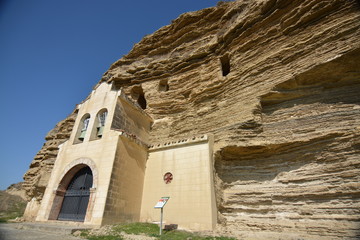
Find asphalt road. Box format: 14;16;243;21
0;223;83;240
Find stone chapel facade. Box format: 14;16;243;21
22;1;360;238
34;82;217;230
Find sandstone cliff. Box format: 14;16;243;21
23;111;77;201
23;0;360;239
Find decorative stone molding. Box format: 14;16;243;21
58;158;98;189
149;134;209;151
48;158;98;221
112;128;149;149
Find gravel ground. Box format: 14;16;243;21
0;223;82;240
0;223;158;240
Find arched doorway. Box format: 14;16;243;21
57;166;93;221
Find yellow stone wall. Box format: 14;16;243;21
35;82;152;226
35;82;120;225
140;135;217;231
102;137;148;225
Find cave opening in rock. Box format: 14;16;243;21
158;80;169;92
131;86;147;109
137;93;147;109
220;54;230;76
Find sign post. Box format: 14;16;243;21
154;197;170;236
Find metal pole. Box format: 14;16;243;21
160;207;163;236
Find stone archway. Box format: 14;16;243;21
57;166;92;221
48;159;97;223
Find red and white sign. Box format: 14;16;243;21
154;197;170;208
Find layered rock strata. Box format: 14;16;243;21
23;0;360;238
23;111;77;201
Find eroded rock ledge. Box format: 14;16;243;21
23;0;360;239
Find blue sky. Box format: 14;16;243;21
0;0;218;190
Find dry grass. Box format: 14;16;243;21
0;191;26;222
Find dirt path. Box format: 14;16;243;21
0;223;82;240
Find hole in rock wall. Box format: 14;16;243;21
182;90;191;99
158;80;169;92
138;94;147;110
131;86;147;110
220;54;230;77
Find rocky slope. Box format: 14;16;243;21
5;182;27;200
0;190;26;221
23;0;360;239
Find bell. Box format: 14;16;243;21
97;126;104;137
78;130;86;140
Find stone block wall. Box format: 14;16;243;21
140;135;217;231
102;137;148;225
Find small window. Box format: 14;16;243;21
158;80;169;92
220;54;230;76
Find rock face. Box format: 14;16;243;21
23;111;77;201
23;0;360;239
